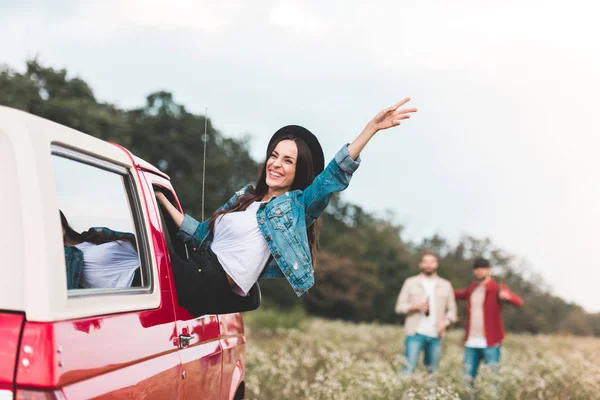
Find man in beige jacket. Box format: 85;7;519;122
395;250;457;374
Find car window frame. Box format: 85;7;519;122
51;144;154;298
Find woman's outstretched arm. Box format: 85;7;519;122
155;191;184;227
348;97;417;160
302;98;417;221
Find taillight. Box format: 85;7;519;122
15;389;65;400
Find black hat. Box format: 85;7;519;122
268;125;325;176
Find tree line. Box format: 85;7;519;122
2;60;598;336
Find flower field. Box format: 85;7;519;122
244;312;600;399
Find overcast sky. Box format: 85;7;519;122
2;0;599;311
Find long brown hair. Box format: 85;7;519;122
209;135;321;267
60;210;137;249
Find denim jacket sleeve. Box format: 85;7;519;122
177;215;210;249
176;184;254;248
302;144;361;224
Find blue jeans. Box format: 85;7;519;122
464;345;501;379
403;333;441;374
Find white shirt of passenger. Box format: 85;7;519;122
75;241;139;288
211;201;271;296
416;277;439;338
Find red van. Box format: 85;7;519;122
0;106;247;399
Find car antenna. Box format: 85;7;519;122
201;107;208;221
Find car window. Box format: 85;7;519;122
51;149;151;294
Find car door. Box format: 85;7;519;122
145;174;224;400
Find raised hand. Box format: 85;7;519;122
348;97;418;160
368;97;418;132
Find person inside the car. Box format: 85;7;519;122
156;98;417;316
60;210;140;289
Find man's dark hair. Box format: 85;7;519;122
473;257;491;269
419;249;438;262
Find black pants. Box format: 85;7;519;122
169;247;261;316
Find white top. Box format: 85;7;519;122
466;284;487;347
75;241;140;288
416;277;438;338
211;201;271;296
465;337;488;348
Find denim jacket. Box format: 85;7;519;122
64;227;135;289
177;144;361;296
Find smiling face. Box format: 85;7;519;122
264;139;298;194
